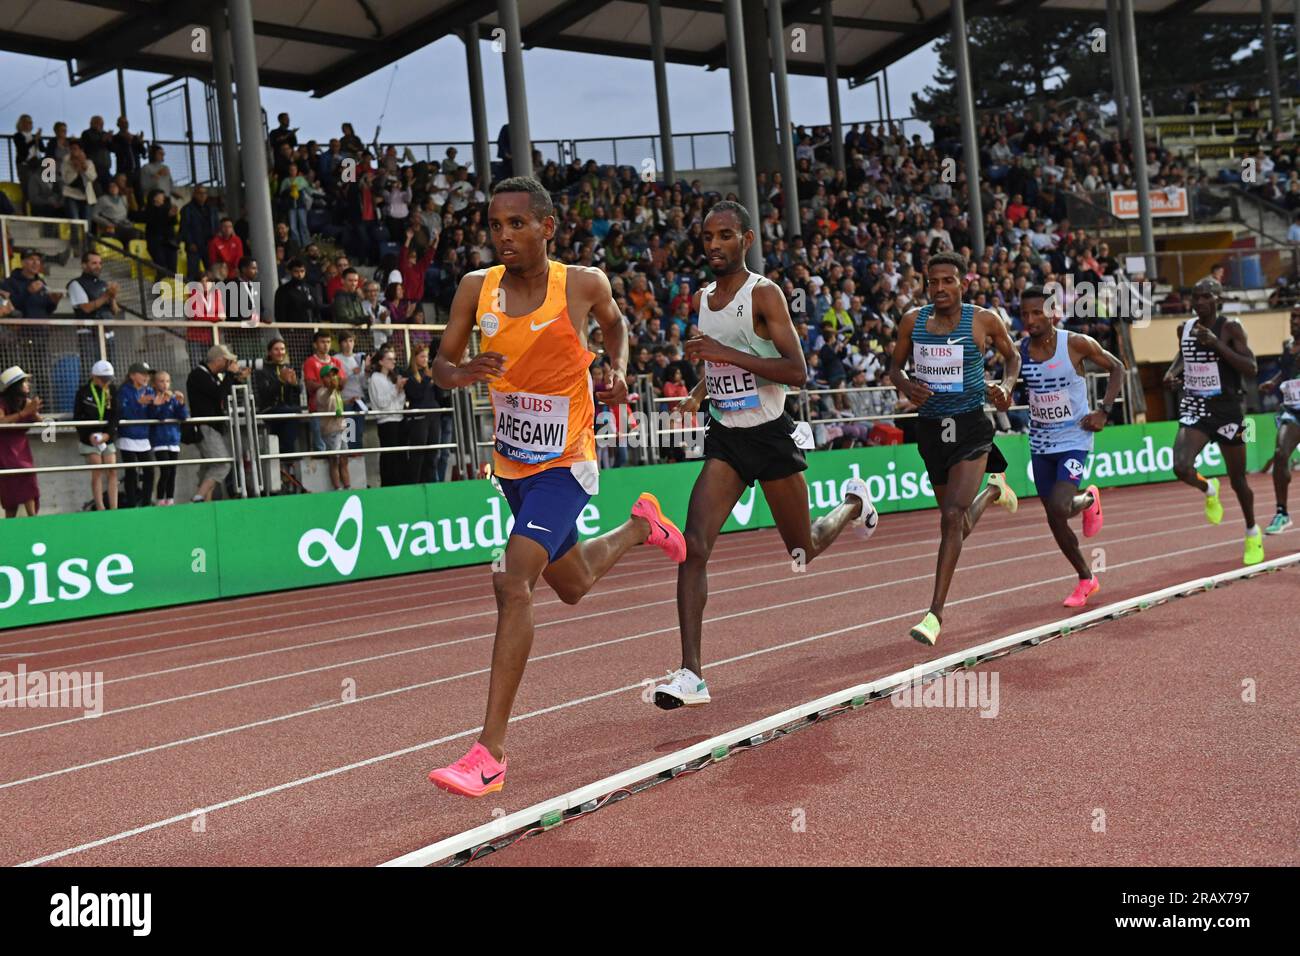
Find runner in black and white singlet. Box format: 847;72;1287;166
1163;276;1263;565
1259;305;1300;534
653;201;879;710
890;251;1022;646
1019;287;1125;608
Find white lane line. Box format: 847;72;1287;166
2;502;1208;722
381;552;1300;867
15;532;1272;867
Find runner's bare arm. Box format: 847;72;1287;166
432;271;504;389
574;266;630;402
981;307;1020;411
1164;322;1185;384
1259;337;1292;392
683;281;805;387
889;308;932;404
1073;333;1125;431
1214;318;1258;378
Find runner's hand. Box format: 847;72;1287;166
986;382;1012;411
675;393;701;416
1081;409;1108;432
1193;325;1219;349
683;331;729;364
1260;380;1276;394
901;378;934;405
454;351;505;386
596;369;629;405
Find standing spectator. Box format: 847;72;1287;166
43;121;73;170
180;185;220;280
330;268;367;325
334;330;367;459
143;189;178;273
366;346;408;486
139;145;175;200
277;161;317;247
149;369;187;506
184;270;225;368
186;344;249;502
110;117;146;185
91;179;140;242
79;115;114;186
268;113;297;155
252;338;303;492
0;366;41;518
116;361;163;508
362;279;391;347
61;141;98;220
403;345;438;483
382;175;412;242
66;251;121;374
303;330;344;453
73;359;121;510
314;365;350;490
12;114;41;172
207;217;244;276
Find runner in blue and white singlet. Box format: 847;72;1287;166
1260;305;1300;533
1018;288;1125;609
890;252;1023;647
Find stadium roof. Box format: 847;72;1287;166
0;0;1280;99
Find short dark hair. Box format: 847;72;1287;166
220;216;233;226
238;256;255;271
927;251;968;275
81;250;100;264
1021;285;1046;302
342;268;358;279
338;329;355;343
313;330;332;342
491;176;554;220
706;200;751;232
287;257;305;270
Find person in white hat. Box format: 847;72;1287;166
0;366;42;517
73;359;120;509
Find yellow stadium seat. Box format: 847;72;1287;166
0;181;24;213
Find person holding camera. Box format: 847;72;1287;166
0;366;42;518
73;359;121;510
186;344;250;502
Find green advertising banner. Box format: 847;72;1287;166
0;415;1288;628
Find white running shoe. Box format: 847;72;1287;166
841;477;879;539
653;668;711;710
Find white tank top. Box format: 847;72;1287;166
697;271;787;428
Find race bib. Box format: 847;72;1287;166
913;343;964;393
705;361;760;411
1184;361;1221;398
492;390;569;465
1281;378;1300;406
1029;388;1074;426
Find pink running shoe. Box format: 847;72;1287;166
1063;577;1100;609
428;742;507;798
1081;484;1103;538
632;492;687;563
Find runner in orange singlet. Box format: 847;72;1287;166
427;177;686;797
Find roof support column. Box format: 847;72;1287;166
1119;0;1155;277
1264;0;1283;132
767;0;801;238
1106;0;1128;134
648;0;676;184
822;3;844;173
723;0;762;273
463;26;493;189
498;0;533;179
950;0;984;259
211;2;242;222
227;0;276;315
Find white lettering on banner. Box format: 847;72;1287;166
913;343;964;393
705;361;760;410
1029;388;1074;425
1281;379;1300;405
0;545;134;611
492;391;569;464
1184;360;1222;398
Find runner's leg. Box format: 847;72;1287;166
762;470;862;563
676;458;746;675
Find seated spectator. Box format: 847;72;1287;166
148;369;188;506
91;179;139;242
0;365;41;518
73;359;121;510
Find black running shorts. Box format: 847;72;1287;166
915;408;1008;487
703;411;807;487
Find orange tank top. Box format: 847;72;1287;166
475;261;598;483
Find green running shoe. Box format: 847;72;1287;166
1244;530;1264;566
909;612;941;646
1204;477;1223;525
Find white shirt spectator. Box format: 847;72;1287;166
383;185;411;220
61;156;97;204
367;370;405;424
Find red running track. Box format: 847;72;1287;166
0;475;1294;866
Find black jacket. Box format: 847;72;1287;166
73;381;121;444
186;363;236;428
253;362;302;411
274;277;318;325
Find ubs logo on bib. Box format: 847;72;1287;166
480;312;500;337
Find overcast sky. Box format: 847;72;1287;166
0;33;939;157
